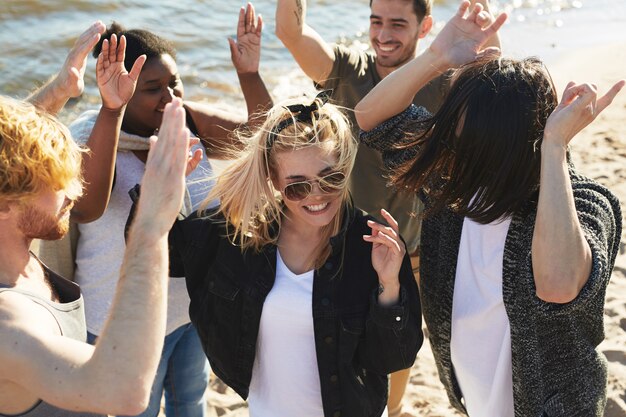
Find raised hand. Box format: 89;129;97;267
228;3;264;74
430;0;507;68
363;209;406;304
138;98;191;233
543;80;625;146
56;21;106;98
96;34;146;110
28;21;106;114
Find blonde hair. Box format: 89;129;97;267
203;95;357;270
0;96;84;204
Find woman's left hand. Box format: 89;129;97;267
363;209;405;294
543;80;625;147
229;3;263;74
96;34;146;111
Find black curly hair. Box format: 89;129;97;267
93;22;177;71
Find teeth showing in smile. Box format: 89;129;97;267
305;203;329;212
378;45;396;52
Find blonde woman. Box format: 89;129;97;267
130;92;422;417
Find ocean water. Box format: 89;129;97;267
1;0;625;122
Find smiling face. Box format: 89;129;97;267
17;189;74;241
271;143;346;231
122;54;184;137
369;0;432;74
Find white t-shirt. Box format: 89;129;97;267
75;147;214;335
450;216;515;417
248;250;324;417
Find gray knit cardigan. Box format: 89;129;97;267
360;105;622;417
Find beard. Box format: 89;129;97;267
375;43;417;69
18;203;72;241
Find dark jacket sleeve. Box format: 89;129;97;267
361;252;423;375
359;104;431;172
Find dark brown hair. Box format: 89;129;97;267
93;22;177;72
369;0;431;22
393;57;558;224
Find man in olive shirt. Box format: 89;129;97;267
275;0;499;415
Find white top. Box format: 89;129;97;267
248;251;324;417
74;148;214;335
450;216;515;417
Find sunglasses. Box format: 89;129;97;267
282;172;347;201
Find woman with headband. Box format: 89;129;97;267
129;91;422;417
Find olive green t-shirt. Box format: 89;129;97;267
318;44;449;252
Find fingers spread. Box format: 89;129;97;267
364;231;402;254
237;6;245;37
256;14;264;35
228;37;238;60
455;0;471;18
484;12;508;38
101;39;110;68
109;34;117;64
467;2;484;22
117;35;126;63
129;54;147;81
596;79;625;114
379;208;399;232
367;219;399;240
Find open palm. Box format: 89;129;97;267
96;34;146;110
229;3;263;74
430;0;507;68
58;21;106;98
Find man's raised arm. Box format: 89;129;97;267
27;22;106;115
0;99;190;415
275;0;335;84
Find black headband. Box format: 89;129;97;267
266;90;332;148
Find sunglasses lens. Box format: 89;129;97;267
284;181;312;201
318;172;346;192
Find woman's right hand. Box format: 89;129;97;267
543;80;625;148
429;0;507;69
228;3;263;74
96;34;146;111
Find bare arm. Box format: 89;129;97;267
71;34;146;223
0;99;191;415
532;80;624;303
187;3;273;159
228;3;273;124
356;1;507;131
27;22;106;115
275;0;335;84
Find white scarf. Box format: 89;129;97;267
69;109;152;150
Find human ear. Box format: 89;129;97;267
418;15;433;39
0;200;16;220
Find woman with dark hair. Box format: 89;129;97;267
355;1;623;416
63;4;271;417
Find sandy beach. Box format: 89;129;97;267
187;43;626;417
